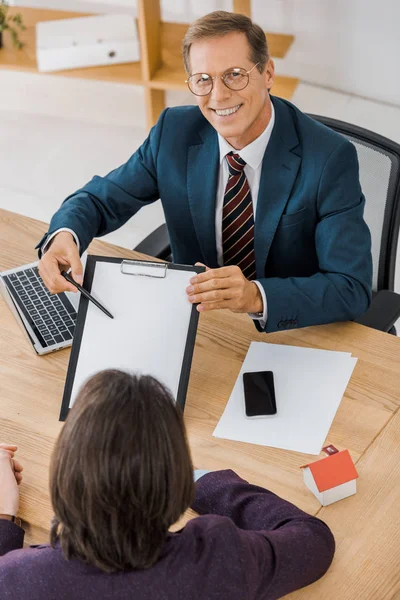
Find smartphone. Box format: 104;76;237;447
243;371;277;418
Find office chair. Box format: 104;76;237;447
134;116;400;333
135;222;172;262
309;115;400;333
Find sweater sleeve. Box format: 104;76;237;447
192;469;335;599
0;520;24;557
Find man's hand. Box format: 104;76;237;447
186;264;263;314
0;444;23;516
38;231;83;294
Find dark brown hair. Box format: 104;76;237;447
50;370;194;572
182;10;269;74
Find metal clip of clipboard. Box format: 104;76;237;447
120;260;168;278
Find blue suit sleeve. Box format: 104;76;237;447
38;109;169;254
256;140;372;332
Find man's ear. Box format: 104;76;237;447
265;59;275;91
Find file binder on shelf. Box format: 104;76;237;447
60;256;204;421
36;14;140;73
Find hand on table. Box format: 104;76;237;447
38;231;83;294
0;444;23;516
186;264;263;314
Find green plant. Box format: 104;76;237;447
0;0;26;50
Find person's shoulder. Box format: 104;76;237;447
181;513;240;548
0;544;56;587
156;105;210;141
162;105;205;124
0;545;56;599
272;95;351;152
171;514;245;575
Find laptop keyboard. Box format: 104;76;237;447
3;266;77;348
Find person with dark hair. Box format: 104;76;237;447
0;369;334;598
37;9;372;334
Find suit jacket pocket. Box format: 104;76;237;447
278;206;306;228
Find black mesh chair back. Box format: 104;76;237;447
308;115;400;294
134;222;172;262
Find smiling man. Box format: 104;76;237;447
38;11;372;333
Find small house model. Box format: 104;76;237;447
300;448;358;506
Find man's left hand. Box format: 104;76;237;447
186;264;263;314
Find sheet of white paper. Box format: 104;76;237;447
213;342;357;455
68;261;194;408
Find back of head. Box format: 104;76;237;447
182;10;269;74
50;369;194;572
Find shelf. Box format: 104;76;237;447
148;22;298;98
271;75;299;100
0;7;143;85
1;4;298;126
267;33;295;59
158;22;294;64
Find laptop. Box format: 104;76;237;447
0;261;79;355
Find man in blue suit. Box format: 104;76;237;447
38;11;372;334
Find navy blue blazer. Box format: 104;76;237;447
40;96;372;333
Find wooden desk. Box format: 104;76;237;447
0;208;399;598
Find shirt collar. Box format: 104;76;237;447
217;102;275;170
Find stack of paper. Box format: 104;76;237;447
213;342;357;455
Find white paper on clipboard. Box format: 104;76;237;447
60;257;200;420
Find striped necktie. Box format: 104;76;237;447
222;152;256;280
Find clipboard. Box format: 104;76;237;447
60;256;204;421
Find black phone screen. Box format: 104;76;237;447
243;371;277;417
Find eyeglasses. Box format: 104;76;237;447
186;63;260;96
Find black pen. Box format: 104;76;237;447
61;271;114;319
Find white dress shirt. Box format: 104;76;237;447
216;103;275;325
43;104;275;327
43;228;81;253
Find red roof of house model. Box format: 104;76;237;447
300;449;359;492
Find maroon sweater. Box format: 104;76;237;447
0;470;334;599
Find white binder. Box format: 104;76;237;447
36;14;140;73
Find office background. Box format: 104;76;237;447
2;0;400;326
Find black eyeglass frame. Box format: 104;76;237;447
185;63;261;97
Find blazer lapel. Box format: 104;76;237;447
187;123;219;268
254;97;302;277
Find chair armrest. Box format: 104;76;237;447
355;290;400;332
133;223;171;261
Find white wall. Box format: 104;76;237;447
252;0;400;108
